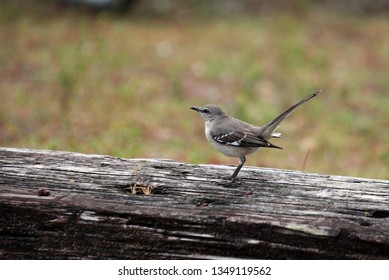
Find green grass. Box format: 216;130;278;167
1;2;388;179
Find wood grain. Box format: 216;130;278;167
1;147;388;259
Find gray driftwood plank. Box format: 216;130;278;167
0;147;388;259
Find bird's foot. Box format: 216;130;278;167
228;175;237;183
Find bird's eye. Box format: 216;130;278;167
203;109;210;113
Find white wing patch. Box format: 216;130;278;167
213;132;233;143
211;130;282;149
228;132;247;146
213;131;247;146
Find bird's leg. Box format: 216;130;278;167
229;156;246;182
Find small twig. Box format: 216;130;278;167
301;148;311;171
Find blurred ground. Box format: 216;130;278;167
1;0;388;179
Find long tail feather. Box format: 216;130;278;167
260;90;322;139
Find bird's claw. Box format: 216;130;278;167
228;175;237;183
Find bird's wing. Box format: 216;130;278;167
210;130;282;149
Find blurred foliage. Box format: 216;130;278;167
0;0;388;179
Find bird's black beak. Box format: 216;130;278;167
190;106;201;112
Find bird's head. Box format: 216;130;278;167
190;104;226;122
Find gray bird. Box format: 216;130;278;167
191;90;321;181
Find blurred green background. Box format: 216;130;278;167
1;0;388;179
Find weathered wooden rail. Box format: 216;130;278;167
0;147;388;259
